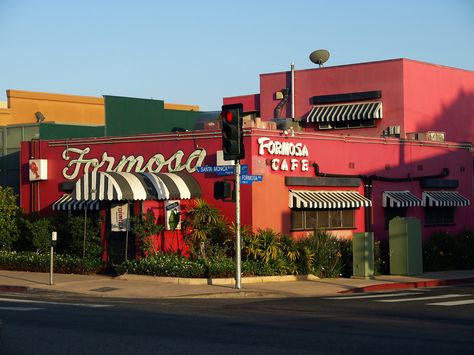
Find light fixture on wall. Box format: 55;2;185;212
35;111;46;122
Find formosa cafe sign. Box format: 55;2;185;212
258;137;310;172
59;137;310;180
61;147;207;180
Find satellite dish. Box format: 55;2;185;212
309;49;330;67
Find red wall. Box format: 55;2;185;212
258;59;405;137
21;129;473;242
226;59;474;146
403;60;474;144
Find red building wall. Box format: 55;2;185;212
403;60;474;143
227;59;474;146
21;129;473;245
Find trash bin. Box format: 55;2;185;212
388;217;423;276
352;232;374;278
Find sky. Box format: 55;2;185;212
0;0;473;111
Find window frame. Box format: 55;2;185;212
290;208;356;231
424;207;456;226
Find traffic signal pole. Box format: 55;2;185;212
220;103;244;289
235;161;241;289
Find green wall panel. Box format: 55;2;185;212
104;96;200;136
39;123;104;139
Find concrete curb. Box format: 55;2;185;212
115;274;320;285
340;277;474;293
0;285;29;293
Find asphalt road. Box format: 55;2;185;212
0;285;473;355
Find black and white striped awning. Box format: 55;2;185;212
52;194;100;211
289;190;372;209
422;191;470;207
306;101;383;123
71;171;201;201
382;191;422;208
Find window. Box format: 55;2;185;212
291;209;355;231
424;207;455;226
384;207;407;229
319;119;375;130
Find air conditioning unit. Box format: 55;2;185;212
406;131;446;142
318;122;332;130
425;131;446;142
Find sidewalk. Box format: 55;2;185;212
0;269;473;299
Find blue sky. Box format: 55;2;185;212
1;0;473;111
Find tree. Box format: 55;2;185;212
0;186;21;250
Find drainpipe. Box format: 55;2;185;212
312;163;450;233
291;62;295;119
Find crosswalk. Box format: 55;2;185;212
0;297;112;312
326;289;474;307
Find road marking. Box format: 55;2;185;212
0;306;44;311
377;294;469;303
0;297;112;308
426;299;474;306
326;292;424;300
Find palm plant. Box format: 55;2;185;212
257;228;282;263
181;199;228;258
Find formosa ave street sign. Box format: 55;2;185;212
240;174;263;184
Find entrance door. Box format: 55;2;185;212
106;202;135;267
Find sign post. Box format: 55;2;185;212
50;231;57;286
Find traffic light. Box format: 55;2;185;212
214;181;232;200
221;103;245;161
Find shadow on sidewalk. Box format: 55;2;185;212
0;272;48;286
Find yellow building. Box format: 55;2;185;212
0;89;199;126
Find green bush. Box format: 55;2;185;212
0;186;21;251
0;251;101;274
299;231;349;278
56;215;102;259
115;253;206;277
423;230;474;271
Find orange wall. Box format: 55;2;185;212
0;90;200;127
1;90;105;126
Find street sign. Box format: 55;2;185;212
240;174;263;184
196;164;248;176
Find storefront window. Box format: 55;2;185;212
424;207;455;226
291;209;355;230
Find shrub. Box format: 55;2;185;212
423;230;474;271
299;231;346;278
0;186;21;251
181;199;229;258
55;215;102;260
130;212;164;256
115;252;205;278
25;215;54;253
0;251;101;274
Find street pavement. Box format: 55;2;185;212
1;269;473;299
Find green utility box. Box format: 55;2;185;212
389;217;423;276
352;232;374;278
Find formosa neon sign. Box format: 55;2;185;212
62;147;207;180
258;137;309;172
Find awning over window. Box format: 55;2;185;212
382;191;422;208
422;191;470;207
306;101;383;123
71;171;202;201
52;194;100;211
289;190;372;209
